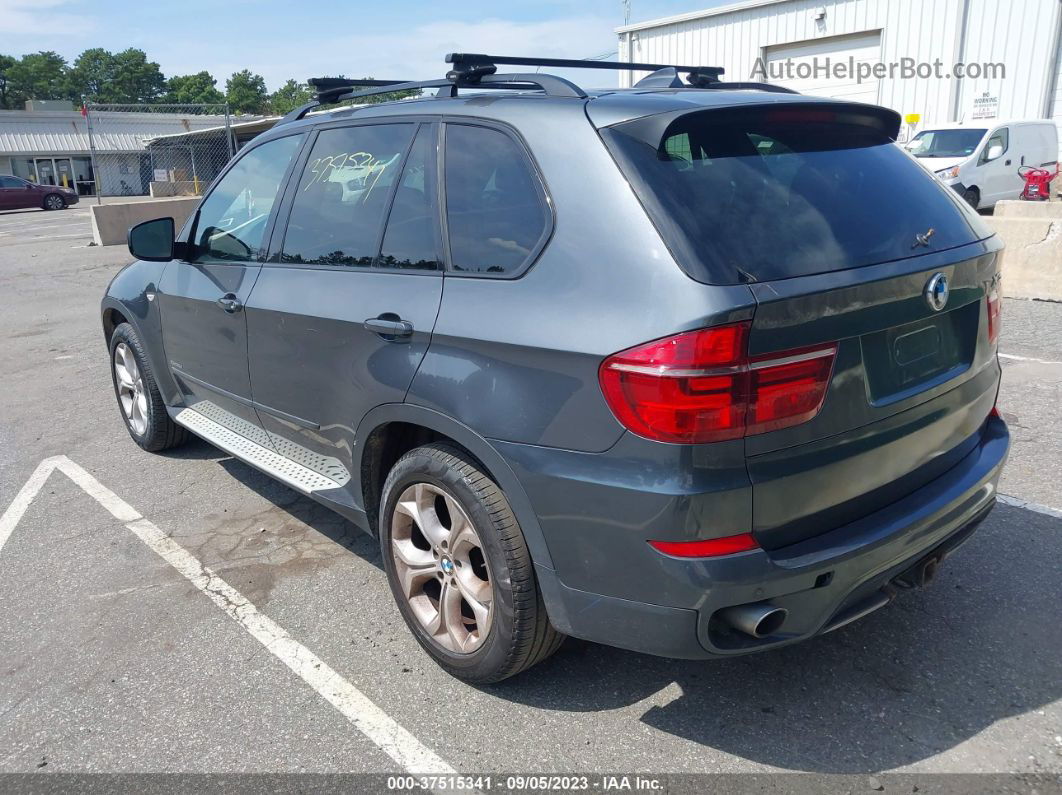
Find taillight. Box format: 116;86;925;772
599;322;837;444
987;281;1002;346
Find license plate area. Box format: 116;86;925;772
861;300;978;405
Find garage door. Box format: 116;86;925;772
764;31;882;104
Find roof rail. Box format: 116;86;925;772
279;78;415;124
445;52;725;86
633;67;797;94
273;53;793;127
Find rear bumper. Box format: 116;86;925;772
506;415;1009;659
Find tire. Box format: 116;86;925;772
379;443;563;683
42;193;66;211
961;187;980;210
108;322;189;452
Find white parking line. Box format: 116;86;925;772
998;493;1062;519
0;455;458;776
999;352;1062;366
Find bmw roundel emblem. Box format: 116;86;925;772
925;272;949;312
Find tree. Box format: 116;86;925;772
164;71;224;105
67;48;114;103
109;49;166;103
267;79;312;115
66;48;164;104
6;51;69;104
225;70;268;114
0;55;15;109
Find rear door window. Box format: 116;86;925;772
603;106;993;284
443;124;550;276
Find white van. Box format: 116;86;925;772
904;120;1059;209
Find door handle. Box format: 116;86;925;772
364;315;414;339
217;293;243;313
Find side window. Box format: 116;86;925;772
378;126;441;270
980;128;1009;164
281;123;415;266
444;124;549;276
0;176;26;188
192;134;303;263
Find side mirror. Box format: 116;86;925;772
128;217;175;262
986;143;1004;161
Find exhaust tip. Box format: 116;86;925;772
753;607;788;638
718;603;788;639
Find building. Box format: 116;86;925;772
617;0;1062;149
0;102;236;196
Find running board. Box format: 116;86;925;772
172;406;344;495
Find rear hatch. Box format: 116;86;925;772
600;98;1001;549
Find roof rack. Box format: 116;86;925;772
277;53;792;125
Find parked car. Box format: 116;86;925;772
905;119;1059;209
101;54;1009;683
0;175;78;211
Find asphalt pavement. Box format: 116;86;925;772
1;206;1060;781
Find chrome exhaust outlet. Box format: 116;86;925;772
718;603;788;638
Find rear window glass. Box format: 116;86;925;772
603;107;992;285
444;124;549;276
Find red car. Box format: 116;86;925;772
0;175;79;211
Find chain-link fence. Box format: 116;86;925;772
84;103;237;202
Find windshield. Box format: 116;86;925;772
906;128;987;158
603;107;992;284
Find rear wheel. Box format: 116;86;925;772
961;187;980;210
109;323;188;452
379;444;563;683
42;193;66;210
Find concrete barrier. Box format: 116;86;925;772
90;197;200;247
985;201;1062;301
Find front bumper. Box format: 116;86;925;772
507;415;1009;659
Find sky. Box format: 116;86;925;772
0;0;734;92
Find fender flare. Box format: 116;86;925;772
100;293;181;404
354;403;556;570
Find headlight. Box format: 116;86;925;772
935;166;960;180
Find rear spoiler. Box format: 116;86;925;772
605;101;903;144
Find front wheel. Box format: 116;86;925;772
42;193;66;210
109;323;189;452
379;444;563;683
961;187;980;210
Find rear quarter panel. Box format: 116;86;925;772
405;100;755;451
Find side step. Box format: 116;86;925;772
172;406;344;496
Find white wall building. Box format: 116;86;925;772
617;0;1062;149
0;104;233;196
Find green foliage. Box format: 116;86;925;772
107;49;166;103
6;51;69;105
267;79;312;115
225;70;268;114
0;55;15;109
0;48;421;114
164;71;225;105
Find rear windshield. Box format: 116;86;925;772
603;107;992;285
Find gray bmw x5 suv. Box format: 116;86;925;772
102;54;1009;682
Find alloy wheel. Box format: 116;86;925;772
45;195;64;210
390;482;494;653
113;342;148;436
